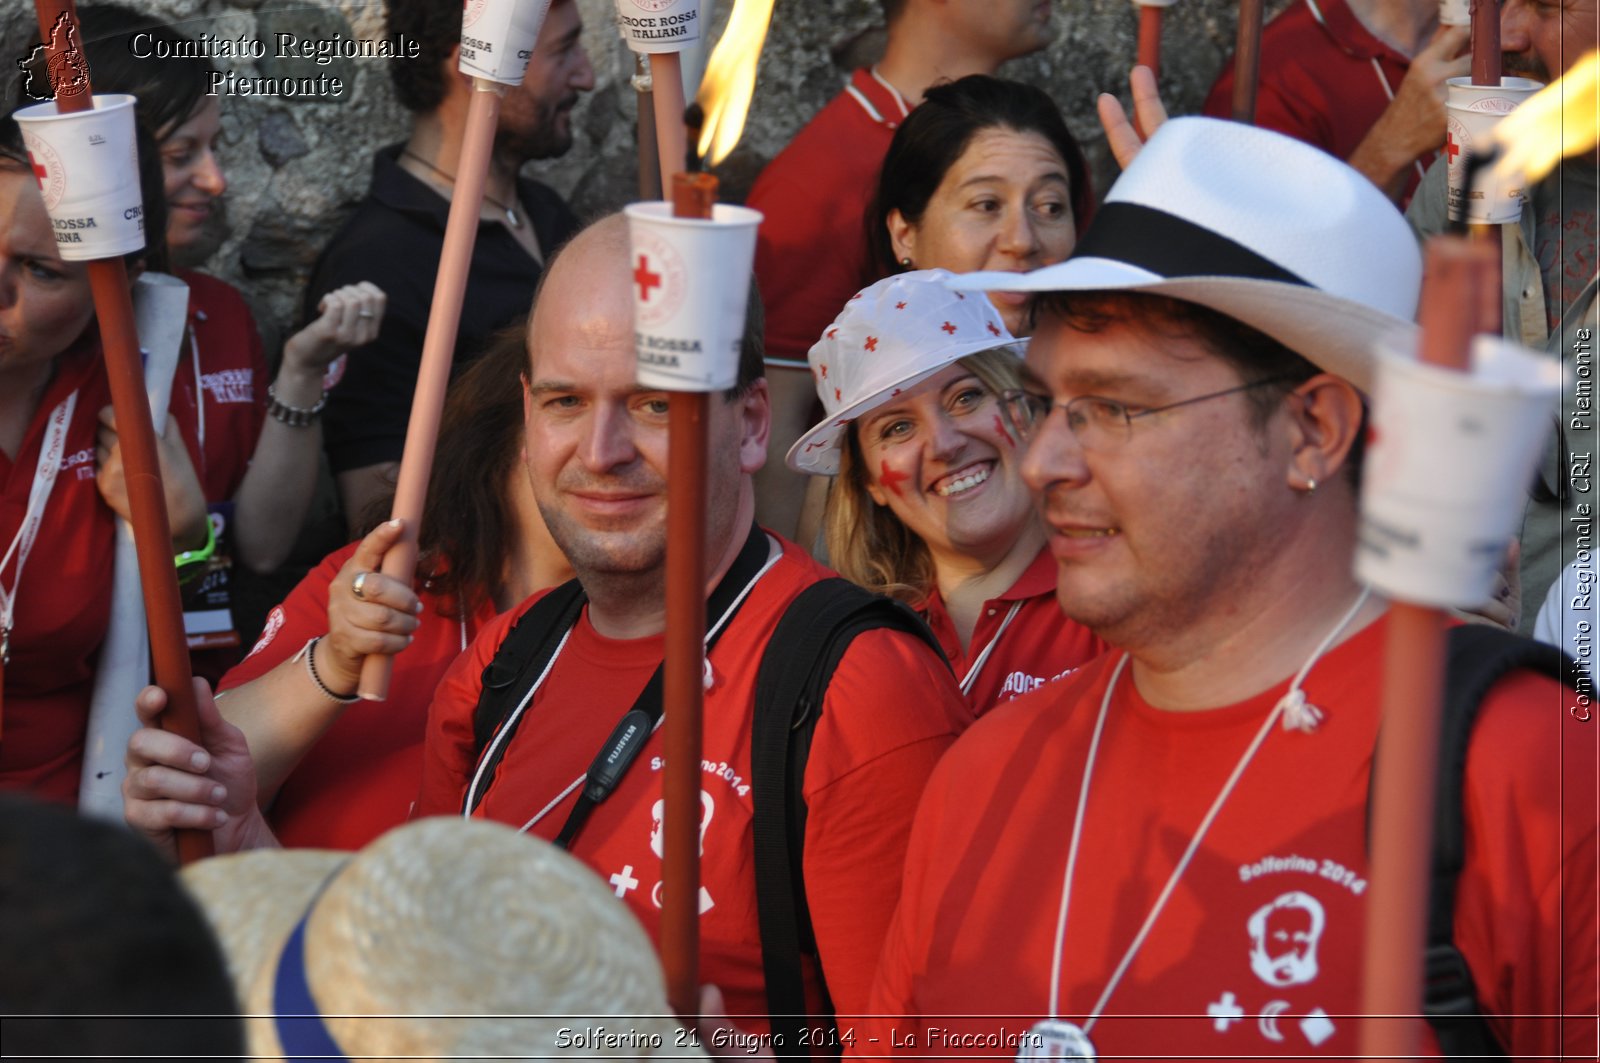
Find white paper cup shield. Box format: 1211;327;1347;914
14;94;143;261
624;202;762;392
613;0;703;53
1357;334;1562;608
1438;0;1470;26
459;0;553;84
1445;76;1543;223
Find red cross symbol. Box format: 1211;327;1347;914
878;460;911;498
633;255;662;301
834;386;842;401
26;151;47;187
1445;133;1460;165
987;322;1002;337
941;321;958;335
818;364;828;378
826;327;838;339
895;301;907;310
864;336;878;352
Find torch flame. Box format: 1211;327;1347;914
693;0;776;167
1488;50;1599;183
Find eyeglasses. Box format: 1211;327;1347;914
998;377;1295;450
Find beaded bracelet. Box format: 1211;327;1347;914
294;636;361;703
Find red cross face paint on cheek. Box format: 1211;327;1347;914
879;459;912;498
994;413;1016;447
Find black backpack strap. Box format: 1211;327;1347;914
751;579;946;1058
463;579;587;815
1371;624;1574;1058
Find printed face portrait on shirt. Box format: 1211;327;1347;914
0;168;93;377
521;219;767;583
858;361;1035;569
496;0;596;163
888;128;1076;336
1247;890;1326;987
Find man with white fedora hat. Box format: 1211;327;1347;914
857;118;1594;1057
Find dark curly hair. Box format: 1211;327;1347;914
385;0;471;113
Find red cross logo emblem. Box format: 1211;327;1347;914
27;151;47;187
895;301;907;310
633;255;662;301
1445;133;1460;165
941;321;957;335
987;322;1001;336
819;364;828;378
864;336;878;352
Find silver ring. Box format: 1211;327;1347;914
352;571;370;599
357;309;375;319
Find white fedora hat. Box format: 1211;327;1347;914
949;117;1421;392
181;817;702;1062
786;268;1024;475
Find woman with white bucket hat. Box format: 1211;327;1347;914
789;270;1103;719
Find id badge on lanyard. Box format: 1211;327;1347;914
181;501;240;650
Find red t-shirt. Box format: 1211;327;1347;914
0;340;116;804
1203;0;1429;205
747;69;909;365
1;275;267;806
220;541;499;850
169;270;268;503
417;536;965;1024
920;548;1105;722
862;615;1597;1058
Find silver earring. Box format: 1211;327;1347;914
1300;477;1318;494
900;257;913;269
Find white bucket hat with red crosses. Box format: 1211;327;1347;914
786;268;1024;475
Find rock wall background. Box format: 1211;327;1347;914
3;0;1288;356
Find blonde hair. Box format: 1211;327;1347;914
824;349;1027;605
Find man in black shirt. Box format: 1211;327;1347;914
308;0;593;528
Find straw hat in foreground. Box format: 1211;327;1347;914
181;816;705;1061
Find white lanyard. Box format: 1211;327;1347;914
478;536;785;835
0;390;79;661
188;328;206;474
1042;587;1373;1036
959;599;1023;697
1303;0;1428;184
845;66;913;126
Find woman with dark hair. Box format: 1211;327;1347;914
867;74;1093;336
29;5;387;579
185;323;573;850
789;271;1102;720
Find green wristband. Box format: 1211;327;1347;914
174;517;217;571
